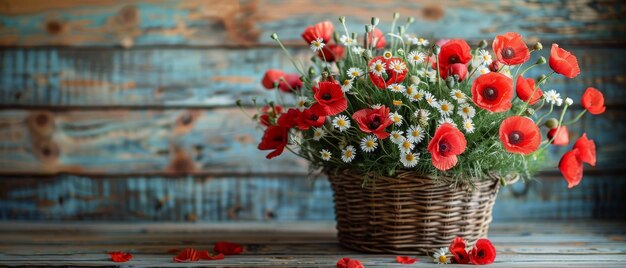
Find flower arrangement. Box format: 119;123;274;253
247;14;605;188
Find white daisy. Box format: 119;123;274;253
478;66;491;75
371;103;383;109
463;118;475;133
332;115;351;132
565;97;573;106
457;103;476;119
389;59;407;74
352;46;365;55
341;79;353;92
424;92;438;107
478;49;493;65
433;247;451;264
545;90;563;106
398;139;415;153
310;38;325;52
400;151;419;168
438;117;457;127
297;96;309;110
450;89;467;103
340;35;354;46
341;145;356;163
388;83;406;94
406;125;425;144
414;109;430;121
389;112;403;126
383;50;393;59
410;89;425;102
389;130;406;144
437;100;454;117
369;59;386;77
312;127;325;141
416;37;429;46
320;149;332;161
360;135;378;153
404;84;417;98
407;50;426;65
346;67;364;79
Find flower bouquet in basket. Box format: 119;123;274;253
243;14;605;255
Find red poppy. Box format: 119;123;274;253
173;248;201;262
581;87;606;115
559;148;583;188
108;252;133;263
301;21;334;44
549;44;580;78
257;126;288;159
214;241;243;255
492;32;530;65
469;239;497;265
278;73;303;92
547;126;569;146
352;106;393;139
516;75;543;105
259;105;283;127
449;237;470;264
395;256;418;264
499;116;541;155
441;63;468;82
310;81;348;116
368;56;408;89
471;72;514;113
277;108;302;129
336;257;364;268
427;123;467;171
318;44;345;62
574;133;596;166
262;69;285;89
366;28;386;49
297;108;326;130
438;39;472;68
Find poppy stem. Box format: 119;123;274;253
563;110;586;125
272;35;306;75
538;103;570;153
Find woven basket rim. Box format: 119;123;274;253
325;168;518;185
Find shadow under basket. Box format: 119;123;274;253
328;170;501;255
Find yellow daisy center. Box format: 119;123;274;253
393;116;401;122
441;104;450;112
366;140;375;148
463;107;470;114
412;130;420;137
343;80;350;86
337;119;346;127
413;55;421;61
351;71;359;77
439;255;447;263
375;65;383;72
402;141;411;149
405;154;415;161
345;151;353;157
455;92;463;98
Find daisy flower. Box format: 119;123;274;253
312;127;325;141
400;152;419;168
424;92;438;107
332;115;351;132
545;90;563;106
320;149;332;161
450;89;467;103
389;130;406;144
405;84;417;98
462;118;475;133
341;79;353;92
383;50;393;59
389;112;403;126
407;125;425;144
478;66;491;75
407;50;426;65
310;38;325;52
352;46;365;55
438;117;457;127
433;247;451;264
369;59;387;77
410;90;425;102
437;100;454;117
360;135;378;153
414;109;430;121
340;35;354;46
398;139;415;153
296;96;309;110
458;103;476;119
389;59;407;74
565;97;573;106
341;145;356;163
416;37;429;46
346;67;364;79
388;83;406;94
478;49;493;65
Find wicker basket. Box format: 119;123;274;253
328;169;502;254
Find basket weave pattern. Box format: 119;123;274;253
328;170;500;254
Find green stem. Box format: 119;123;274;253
563;110;586;125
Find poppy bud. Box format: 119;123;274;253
270;33;278;40
364;49;373;60
407;17;415;24
351;32;358;40
432;44;441;55
371;17;379;26
339;16;345;24
544;118;559;128
393;12;400;20
537;74;547;83
533;42;543;51
536;56;546;65
446;76;456;89
397;26;405;36
409;76;420;85
308;66;316;76
333;31;340;43
478;40;488;48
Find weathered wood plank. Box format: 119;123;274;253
0;0;625;47
0;47;625;107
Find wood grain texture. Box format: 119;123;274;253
0;221;625;267
1;47;625;107
0;0;625;47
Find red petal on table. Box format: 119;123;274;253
198;250;225;260
336;257;364;268
173;248;200;262
108;251;133;262
396;256;418;264
214;241;243;255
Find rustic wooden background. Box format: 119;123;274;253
0;0;625;222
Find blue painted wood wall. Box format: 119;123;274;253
0;0;625;221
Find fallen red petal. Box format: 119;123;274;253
396;256;418;264
198;250;225;260
173;248;200;262
108;251;133;263
336;257;364;268
214;241;243;255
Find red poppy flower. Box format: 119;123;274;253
471;72;514;113
499;116;541;155
427;123;467;171
368;56;408;89
197;251;225;260
449;237;470;264
310;81;348;116
352;106;393;139
297;108;326;130
214;241;243;255
559;148;583;188
257;126;288;159
492;32;530;65
516;75;543;105
366;28;386;49
301;21;333;44
277;108;301;129
108;252;133;263
581;87;606;115
318;44;345;62
547;126;569;146
173;248;201;262
469;239;496;265
262;69;285;89
278;73;303;93
438;39;472;68
336;257;364;268
574;133;596;166
259;105;283;127
549;44;580;78
441;63;468;82
395;256;418;264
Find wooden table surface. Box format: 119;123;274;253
0;221;625;267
